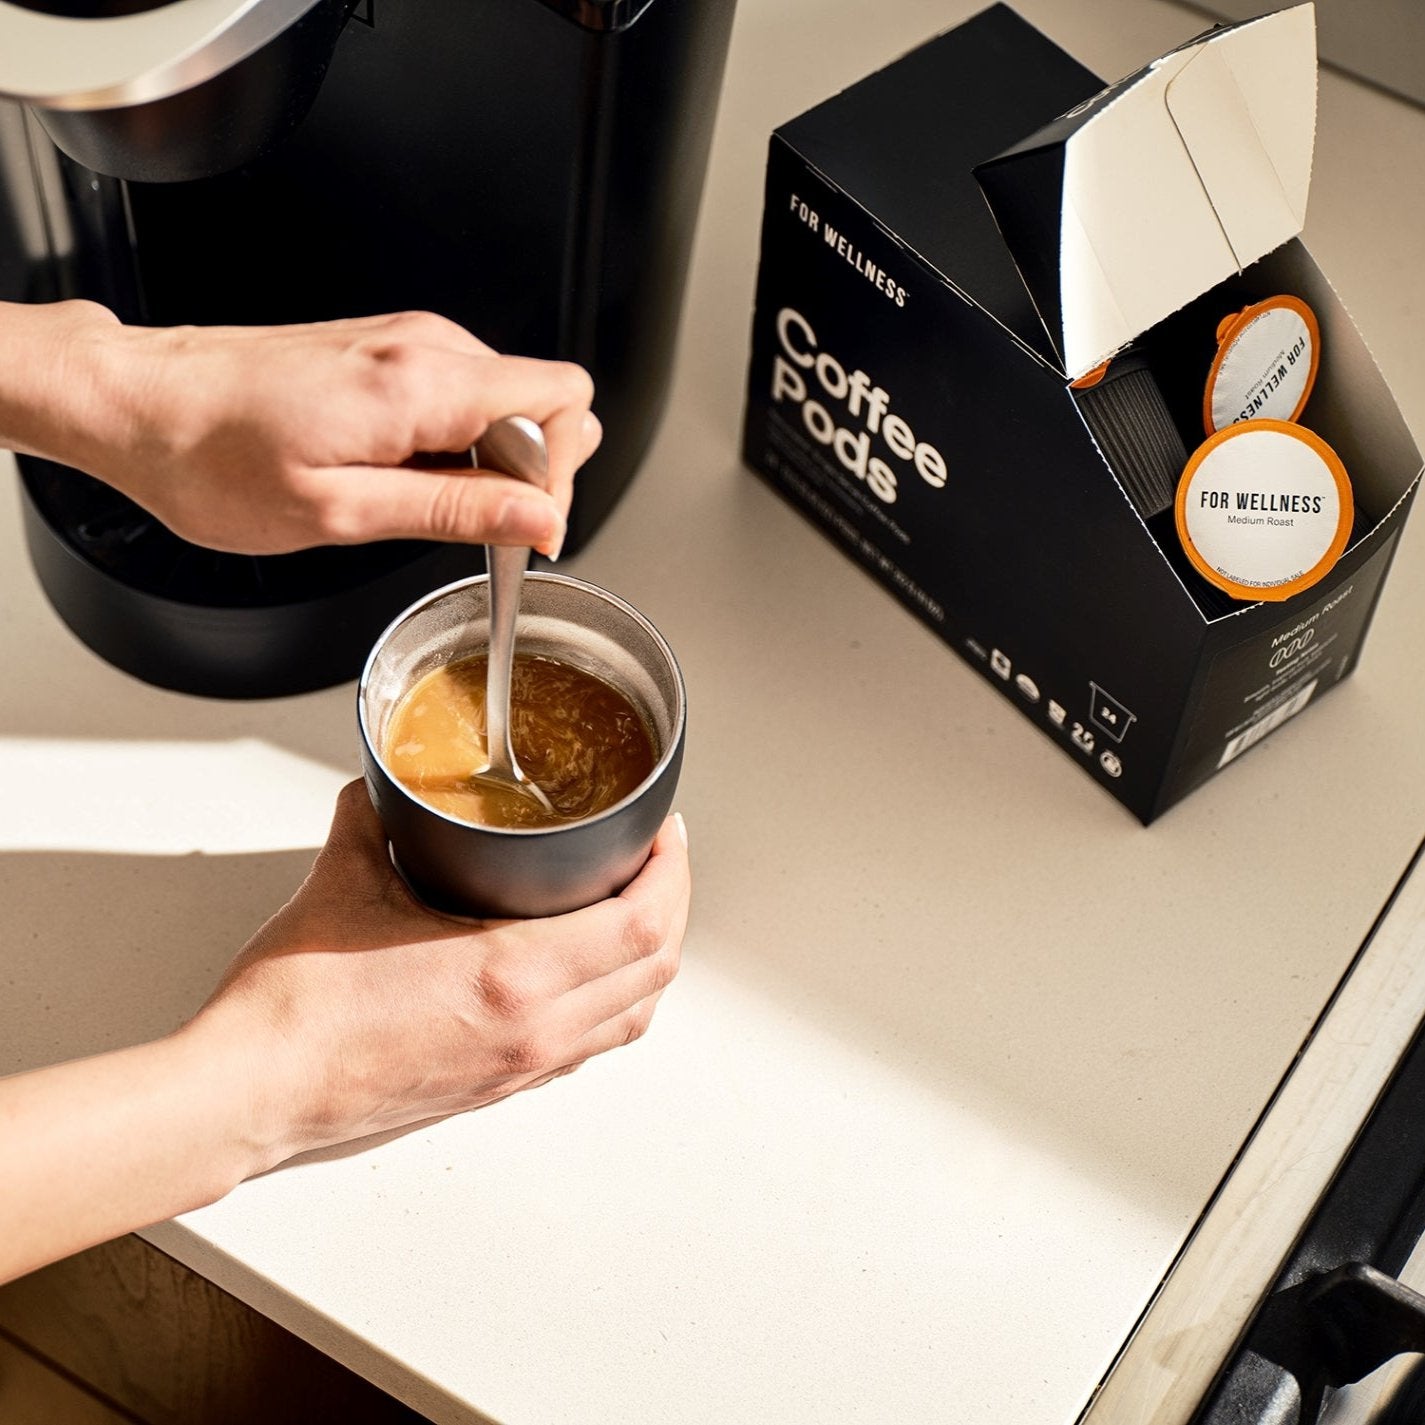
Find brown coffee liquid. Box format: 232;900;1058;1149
384;653;656;829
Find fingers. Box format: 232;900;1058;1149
580;411;603;463
537;405;602;519
526;815;692;993
555;940;680;1047
330;406;599;554
452;353;595;432
376;348;593;480
448;815;689;1074
463;405;600;549
253;314;598;551
547;821;690;1048
561;988;671;1066
555;817;690;1055
320;466;567;556
440;353;595;517
362;317;600;513
480;404;595;525
323;790;692;981
318;338;598;550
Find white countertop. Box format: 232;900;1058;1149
4;2;1425;1423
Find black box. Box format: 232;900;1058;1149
741;3;1422;822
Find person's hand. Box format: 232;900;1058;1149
191;781;690;1161
5;300;600;558
0;781;688;1283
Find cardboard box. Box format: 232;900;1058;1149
1190;0;1425;110
741;3;1422;822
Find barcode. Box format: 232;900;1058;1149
1218;680;1320;768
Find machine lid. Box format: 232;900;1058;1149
0;0;325;108
0;0;654;111
974;4;1318;380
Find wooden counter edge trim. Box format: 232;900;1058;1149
0;1233;434;1424
1078;833;1425;1425
137;1220;497;1425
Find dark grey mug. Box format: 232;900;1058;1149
358;572;685;919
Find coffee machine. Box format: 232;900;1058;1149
0;0;735;696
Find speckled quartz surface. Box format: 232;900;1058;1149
3;3;1424;1423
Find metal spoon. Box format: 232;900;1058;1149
473;416;555;815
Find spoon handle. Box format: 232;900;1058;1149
483;540;528;776
473;416;551;801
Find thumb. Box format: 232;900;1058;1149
326;467;567;556
319;779;391;874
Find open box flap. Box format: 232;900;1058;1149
974;4;1317;380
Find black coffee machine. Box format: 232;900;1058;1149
0;0;735;696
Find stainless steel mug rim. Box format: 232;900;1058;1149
357;570;686;840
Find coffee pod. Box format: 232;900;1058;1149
1071;346;1189;520
1203;294;1320;435
1174;419;1352;603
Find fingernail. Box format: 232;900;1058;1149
673;811;688;848
541;517;566;563
497;494;563;558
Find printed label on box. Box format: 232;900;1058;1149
1172;532;1400;798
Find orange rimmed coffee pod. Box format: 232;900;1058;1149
1203;294;1321;436
1174;419;1352;603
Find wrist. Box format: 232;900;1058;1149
0;299;135;474
171;1000;313;1186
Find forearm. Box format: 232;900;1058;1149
0;1020;286;1285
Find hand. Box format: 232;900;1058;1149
3;301;601;558
0;782;688;1283
194;781;691;1161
